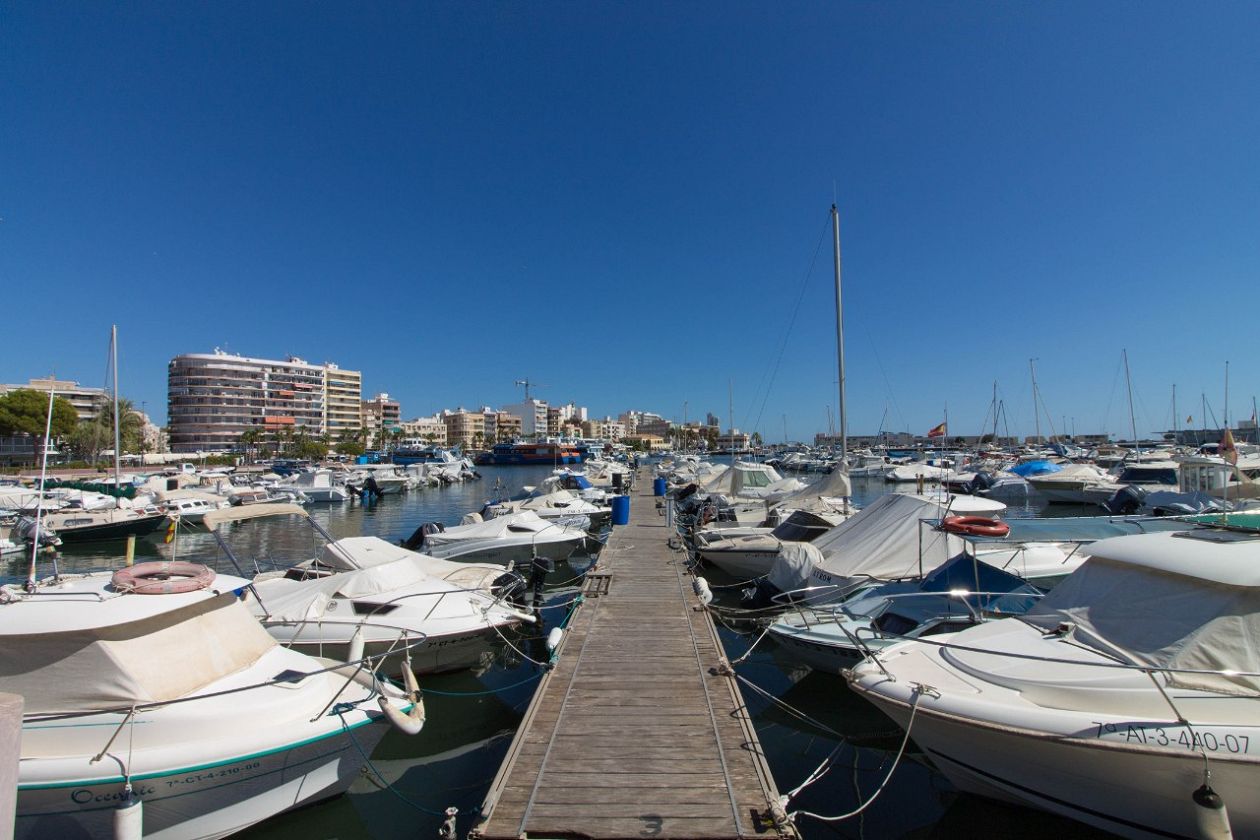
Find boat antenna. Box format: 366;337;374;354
111;325;122;489
25;388;58;590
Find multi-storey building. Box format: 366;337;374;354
362;393;402;447
322;364;363;439
167;351;331;452
586;418;626;441
502;399;548;438
0;377;109;424
442;408;485;449
400;415;448;445
493;411;522;442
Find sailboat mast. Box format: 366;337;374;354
25;389;57;589
831;205;847;461
1123;349;1138;457
1029;358;1041;443
111;325;122;486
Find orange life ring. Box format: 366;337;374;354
941;515;1010;538
111;561;216;595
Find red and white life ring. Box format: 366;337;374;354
941;515;1010;538
111;561;216;595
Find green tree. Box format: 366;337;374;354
238;427;262;464
65;398;144;463
0;389;79;439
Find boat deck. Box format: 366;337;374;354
471;469;795;840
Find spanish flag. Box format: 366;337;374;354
164;519;177;544
927;422;947;438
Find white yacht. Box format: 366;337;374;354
4;566;415;840
402;510;588;568
276;468;349;503
847;519;1260;839
205;505;534;674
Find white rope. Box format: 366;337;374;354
788;687;926;824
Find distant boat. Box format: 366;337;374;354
475;441;585;465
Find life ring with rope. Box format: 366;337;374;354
941;515;1010;538
111;561;216;595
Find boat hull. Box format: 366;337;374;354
853;684;1260;839
53;513;169;543
16;721;388;840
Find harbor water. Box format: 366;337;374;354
6;464;1109;839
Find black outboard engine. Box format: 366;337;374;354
966;471;995;495
1104;485;1147;516
401;521;444;550
363;476;383;499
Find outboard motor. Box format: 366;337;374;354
363;476;383;499
401;521;444;551
966;471;995;495
1104;485;1147;516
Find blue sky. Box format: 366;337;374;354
3;2;1257;442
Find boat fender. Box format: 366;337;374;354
1192;783;1232;840
378;695;425;736
693;576;713;606
347;625;365;664
113;790;143;840
111;562;215;595
546;627;564;653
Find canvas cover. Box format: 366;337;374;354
766;493;969;593
0;594;275;714
424;510;560;548
1024;556;1260;694
255;554;458;622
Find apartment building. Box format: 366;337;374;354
442;408;486;448
323;364;363;438
502;399;548;438
400;415;448;445
168;351;334;452
0;377;109;424
362;393;401;447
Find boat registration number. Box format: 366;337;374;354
1091;722;1252;754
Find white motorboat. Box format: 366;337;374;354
484;488;608;530
1025;462;1113;504
695;509;844;580
4;565;416;840
344;464;408;496
846;518;1260;839
767;552;1042;674
161;495;223;525
205;505;534;674
401;510;587;568
276;468;349;503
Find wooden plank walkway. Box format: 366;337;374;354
472;470;796;840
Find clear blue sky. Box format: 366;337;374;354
4;2;1258;442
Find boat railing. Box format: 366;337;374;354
857;627;1260;690
787;589;1045;630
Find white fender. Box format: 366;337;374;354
378;695;425;736
546;627;564;653
347;625;365;664
113;794;143;840
693;576;713;606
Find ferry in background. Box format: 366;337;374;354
475;440;586;465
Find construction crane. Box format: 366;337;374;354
514;379;547;401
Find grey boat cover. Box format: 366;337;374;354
766;493;991;594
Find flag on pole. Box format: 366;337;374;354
164;519;177;544
927;422;947;438
1221;428;1238;466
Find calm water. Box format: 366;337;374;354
8;465;1108;839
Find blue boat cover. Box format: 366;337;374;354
1009;460;1062;477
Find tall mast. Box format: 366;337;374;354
112;324;122;486
1029;358;1041;443
1123;349;1138;457
1172;384;1178;436
831;205;847;462
25;389;57;589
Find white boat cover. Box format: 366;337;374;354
1023;531;1260;694
423;510;575;548
766;493;1004;594
0;594;275;714
771;469;854;514
254;555;465;622
320;537;509;591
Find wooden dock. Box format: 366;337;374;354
471;471;796;840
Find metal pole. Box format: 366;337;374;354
831;205;847;461
1029;358;1041;443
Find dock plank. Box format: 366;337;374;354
471;470;795;840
